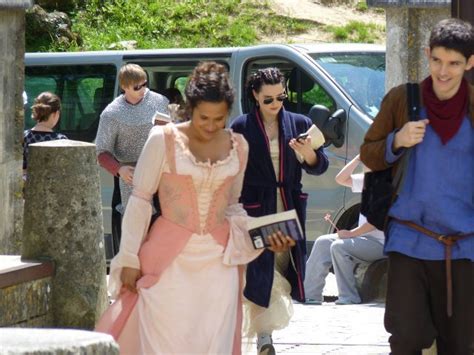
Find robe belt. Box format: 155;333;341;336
393;218;474;318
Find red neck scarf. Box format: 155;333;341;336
421;76;468;145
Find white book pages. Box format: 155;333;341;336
153;111;172;124
306;124;325;150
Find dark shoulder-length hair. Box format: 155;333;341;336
246;67;285;105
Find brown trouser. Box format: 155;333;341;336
384;252;474;355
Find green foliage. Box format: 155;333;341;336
326;21;383;44
355;1;368;12
303;87;334;111
288;83;334;113
37;0;313;51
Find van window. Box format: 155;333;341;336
137;59;229;109
25;64;116;142
173;77;188;97
311;52;385;118
243;58;336;116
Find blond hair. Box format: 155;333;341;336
119;64;147;89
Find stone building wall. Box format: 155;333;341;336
385;7;450;90
0;277;54;327
0;256;54;327
0;1;32;254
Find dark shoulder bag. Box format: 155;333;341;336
360;83;419;231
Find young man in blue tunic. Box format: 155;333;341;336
360;18;474;355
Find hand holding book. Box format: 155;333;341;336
153;111;172;125
266;231;296;252
305;124;325;149
247;209;303;250
291;124;325;164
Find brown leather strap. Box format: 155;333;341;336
445;244;453;318
394;219;473;242
393;218;474;317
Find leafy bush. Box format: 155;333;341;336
34;0;314;51
355;1;368;12
327;21;383;43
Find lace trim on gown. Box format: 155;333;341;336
171;124;239;168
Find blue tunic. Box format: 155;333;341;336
385;109;474;261
231;108;329;307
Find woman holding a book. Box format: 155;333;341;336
231;67;329;354
96;62;294;354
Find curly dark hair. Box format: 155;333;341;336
31;92;61;122
184;61;234;117
429;18;474;60
246;67;286;104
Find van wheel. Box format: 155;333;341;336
335;204;360;231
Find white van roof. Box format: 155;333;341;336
25;43;385;64
289;43;385;54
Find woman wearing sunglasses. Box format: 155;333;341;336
231;67;329;354
95;64;169;251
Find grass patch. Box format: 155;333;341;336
326;20;383;43
30;0;314;52
355;1;368;12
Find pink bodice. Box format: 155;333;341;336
157;125;244;239
138;125;247;287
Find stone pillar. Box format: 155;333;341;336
368;0;450;91
22;140;108;329
0;0;32;254
0;328;118;354
452;0;474;84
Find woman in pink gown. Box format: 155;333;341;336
96;61;295;354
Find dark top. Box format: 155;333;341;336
231;108;329;306
23;129;68;170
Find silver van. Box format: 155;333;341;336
24;43;385;252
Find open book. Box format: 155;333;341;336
247;209;304;249
306;124;325;150
153;111;172;125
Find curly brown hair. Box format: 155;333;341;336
430;18;474;60
31;92;61;122
184;61;234;118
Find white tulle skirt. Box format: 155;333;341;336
242;251;294;338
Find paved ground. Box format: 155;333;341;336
268;302;389;354
107;274;436;354
243;274;391;354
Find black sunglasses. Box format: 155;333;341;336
133;81;148;91
262;94;287;105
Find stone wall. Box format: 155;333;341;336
0;256;54;327
0;328;119;354
385;7;450;90
0;2;31;254
0;277;54;327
